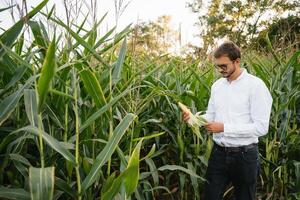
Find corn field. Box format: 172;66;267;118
0;0;299;199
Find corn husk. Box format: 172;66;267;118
178;102;207;139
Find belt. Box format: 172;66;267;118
214;142;257;153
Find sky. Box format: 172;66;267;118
0;0;202;49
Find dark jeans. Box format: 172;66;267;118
203;143;260;200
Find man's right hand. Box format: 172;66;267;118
182;112;190;123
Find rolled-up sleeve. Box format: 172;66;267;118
223;80;273;138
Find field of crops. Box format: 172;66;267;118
0;1;299;199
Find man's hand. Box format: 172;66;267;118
182;111;190;123
204;122;224;133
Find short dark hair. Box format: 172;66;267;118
213;41;241;61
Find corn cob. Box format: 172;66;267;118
178;102;207;139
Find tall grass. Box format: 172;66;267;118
0;1;299;200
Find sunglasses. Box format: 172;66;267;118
214;60;236;71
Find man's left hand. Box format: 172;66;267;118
204;122;224;133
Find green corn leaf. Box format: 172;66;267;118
158;165;206;182
3;66;27;92
0;0;49;58
101;168;130;200
79;86;139;133
28;20;48;57
94;27;116;49
112;38;127;85
15;32;24;55
0;53;17;74
11;126;76;164
0;187;30;200
102;140;144;199
99;24;131;54
140;144;156;161
0;88;22;125
0;77;34;125
9;154;32;167
24;89;39;127
38;21;49;42
294;161;300;193
0;5;16;13
145;158;159;186
49;88;74;100
29;167;55;200
265;33;282;66
101;172;117;196
54;177;76;199
0;44;32;72
204;137;213;164
79;68;106;108
83;24;97;56
186;162;200;199
81;113;137;191
124;139;143;196
0;20;22;58
42;14;109;67
37;35;56;112
47;5;55;20
75;14;89;34
133;132;165;142
65;14;103;51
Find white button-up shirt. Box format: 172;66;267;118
202;69;273;147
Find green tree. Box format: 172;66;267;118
128;15;178;56
255;16;300;50
188;0;300;50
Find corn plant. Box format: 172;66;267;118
0;1;299;200
245;35;300;199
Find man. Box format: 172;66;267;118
183;41;273;200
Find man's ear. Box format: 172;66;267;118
235;58;241;64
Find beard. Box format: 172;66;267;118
221;72;228;77
221;64;236;78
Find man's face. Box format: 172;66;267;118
214;56;239;78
